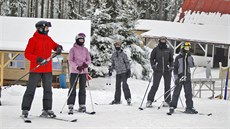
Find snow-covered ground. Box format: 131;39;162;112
0;67;229;129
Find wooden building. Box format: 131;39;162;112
135;0;230;68
0;16;91;88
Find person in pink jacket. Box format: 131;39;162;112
67;33;91;114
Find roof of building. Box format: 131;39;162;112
0;16;91;53
136;0;230;45
137;20;229;45
176;0;230;24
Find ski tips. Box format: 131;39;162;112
90;112;96;115
70;119;78;122
25;120;32;123
138;107;144;110
207;113;212;116
166;113;172;115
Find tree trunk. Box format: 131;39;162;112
58;0;62;18
41;0;44;18
30;0;33;17
35;0;38;17
46;0;49;18
0;2;2;15
50;0;54;18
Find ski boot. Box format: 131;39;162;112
40;110;56;118
126;98;131;105
110;100;121;105
184;108;198;114
68;104;74;115
78;105;86;112
169;107;175;114
146;100;153;108
22;110;29;118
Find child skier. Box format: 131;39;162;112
168;42;198;114
67;33;91;114
108;41;132;105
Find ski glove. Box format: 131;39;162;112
175;79;180;86
36;57;48;65
108;70;112;76
82;62;88;68
55;45;63;55
152;65;157;71
126;69;131;78
168;66;174;71
77;66;84;72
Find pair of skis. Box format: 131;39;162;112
70;110;96;115
21;115;78;123
166;110;212;116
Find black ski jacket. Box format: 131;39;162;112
150;45;174;72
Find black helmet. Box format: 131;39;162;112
35;20;51;35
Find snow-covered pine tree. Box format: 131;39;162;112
89;0;152;80
0;0;26;16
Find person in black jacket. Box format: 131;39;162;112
168;42;198;114
146;36;174;108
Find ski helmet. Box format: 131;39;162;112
75;33;86;46
35;20;51;35
75;33;86;40
181;41;191;49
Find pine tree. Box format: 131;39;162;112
89;0;152;79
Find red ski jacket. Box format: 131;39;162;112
24;31;59;73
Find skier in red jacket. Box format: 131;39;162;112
21;20;63;118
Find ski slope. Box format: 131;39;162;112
0;67;229;129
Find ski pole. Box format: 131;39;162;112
60;73;79;113
3;53;57;90
86;74;96;114
179;96;184;108
224;67;229;100
139;72;153;110
106;74;111;86
154;85;175;102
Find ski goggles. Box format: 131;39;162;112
181;42;191;49
184;42;191;46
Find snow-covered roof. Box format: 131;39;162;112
177;0;230;23
175;11;230;26
136;20;230;45
0;16;91;53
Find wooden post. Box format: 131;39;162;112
0;51;4;86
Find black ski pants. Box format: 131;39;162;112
170;81;194;109
67;73;87;105
147;70;171;103
114;73;131;102
21;72;53;111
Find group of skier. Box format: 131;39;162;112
0;20;199;119
109;36;198;115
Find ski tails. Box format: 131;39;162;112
20;116;32;123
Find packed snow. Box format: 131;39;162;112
0;67;229;129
